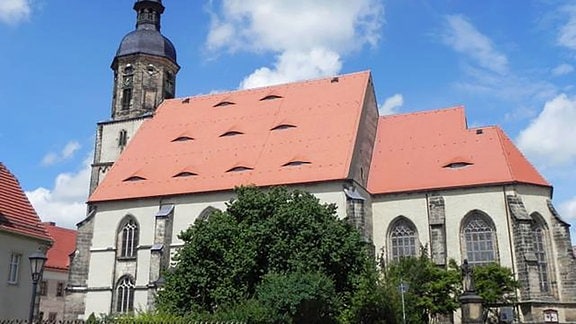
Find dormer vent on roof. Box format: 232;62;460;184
331;77;339;83
171;135;194;142
220;130;244;137
213;100;236;107
124;175;147;182
227;166;253;172
282;161;311;167
260;94;283;101
182;98;190;104
271;124;296;131
173;171;198;178
443;161;473;169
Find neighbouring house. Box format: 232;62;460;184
38;222;76;322
64;1;576;323
0;163;52;320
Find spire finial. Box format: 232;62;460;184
133;0;165;31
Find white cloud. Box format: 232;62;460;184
0;0;31;25
560;196;576;222
26;157;91;229
240;48;342;89
517;94;576;166
558;6;576;50
42;141;81;166
441;15;508;75
378;93;403;115
552;63;574;76
207;0;384;87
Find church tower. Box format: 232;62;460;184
89;0;179;194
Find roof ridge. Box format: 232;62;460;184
173;70;372;102
381;105;465;119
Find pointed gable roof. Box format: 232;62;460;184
368;106;550;194
44;222;77;272
0;163;52;242
90;71;372;202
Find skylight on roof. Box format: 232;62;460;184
173;171;198;178
172;136;194;142
260;94;283;101
214;101;235;107
226;166;253;172
282;161;311;167
271;124;296;131
443;162;473;169
220;131;244;137
124;176;146;182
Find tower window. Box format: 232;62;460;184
119;218;139;258
118;130;128;147
122;88;132;111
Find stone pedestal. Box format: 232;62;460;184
459;293;484;324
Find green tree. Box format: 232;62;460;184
156;186;373;320
383;252;461;323
472;262;519;305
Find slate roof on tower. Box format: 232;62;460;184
89;71;373;202
367;106;550;194
0;163;52;242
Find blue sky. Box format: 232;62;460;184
1;0;575;240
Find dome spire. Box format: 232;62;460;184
134;0;165;31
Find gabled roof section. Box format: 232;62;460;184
44;222;76;272
90;71;372;202
0;163;52;242
368;107;550;194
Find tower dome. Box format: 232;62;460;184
114;0;177;64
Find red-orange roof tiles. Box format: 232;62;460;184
44;222;76;272
89;71;372;202
0;163;52;242
367;107;550;194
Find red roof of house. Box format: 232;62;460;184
367;107;550;194
43;222;77;272
89;71;372;202
0;163;52;242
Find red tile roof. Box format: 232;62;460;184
0;163;52;242
367;107;550;194
43;222;77;272
89;71;372;202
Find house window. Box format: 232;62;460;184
39;281;47;296
56;282;64;297
116;276;135;313
389;217;418;261
8;253;21;284
119;217;139;258
462;212;497;266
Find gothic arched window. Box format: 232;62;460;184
115;275;135;313
461;211;497;266
198;206;219;222
388;217;419;261
118;217;139;258
532;213;550;293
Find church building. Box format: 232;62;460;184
65;1;576;322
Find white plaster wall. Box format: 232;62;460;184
372;192;429;259
0;232;48;320
84;291;112;317
99;118;147;163
84;181;349;316
372;186;515;268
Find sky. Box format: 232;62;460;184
0;0;575;240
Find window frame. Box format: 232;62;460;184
117;216;139;260
531;212;552;294
388;216;419;261
115;275;136;313
460;211;498;266
8;253;21;284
